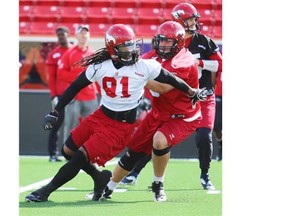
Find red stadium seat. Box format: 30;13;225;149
85;7;111;24
88;23;111;37
197;9;215;26
19;0;35;6
19;21;30;34
32;5;61;22
212;26;222;39
86;0;112;7
199;25;214;38
61;0;86;7
110;8;137;25
134;24;158;38
30;22;57;35
137;8;163;25
60;6;86;23
33;0;61;6
139;0;165;8
111;0;139;8
19;5;34;22
214;9;222;25
162;8;172;21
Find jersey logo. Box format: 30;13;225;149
134;72;144;77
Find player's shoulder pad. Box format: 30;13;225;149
85;63;102;81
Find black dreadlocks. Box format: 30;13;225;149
72;48;111;68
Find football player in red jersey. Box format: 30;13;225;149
46;26;72;162
121;2;223;191
101;21;202;202
25;24;207;203
172;2;223;190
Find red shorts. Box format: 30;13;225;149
127;112;201;155
198;94;216;129
71;108;136;166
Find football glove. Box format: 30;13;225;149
190;87;209;109
43;110;59;130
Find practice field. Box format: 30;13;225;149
19;157;222;216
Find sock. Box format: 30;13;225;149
107;180;119;191
153;175;164;182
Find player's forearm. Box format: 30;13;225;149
54;72;91;112
155;68;196;97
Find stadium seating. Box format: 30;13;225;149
32;5;61;22
30;22;57;35
137;8;163;25
85;6;111;24
61;0;86;7
19;21;30;34
19;0;222;40
88;23;110;37
111;0;139;8
212;25;222;39
60;6;86;23
110;8;137;25
86;0;112;7
134;24;158;38
19;5;34;22
139;0;165;8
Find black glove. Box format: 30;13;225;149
190;87;209;108
43;110;59;130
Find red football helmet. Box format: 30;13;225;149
152;21;185;59
105;24;140;66
171;3;200;34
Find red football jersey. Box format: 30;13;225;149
142;48;200;121
214;70;222;96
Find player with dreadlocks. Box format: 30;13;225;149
25;23;208;203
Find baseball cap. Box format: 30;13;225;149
75;24;90;34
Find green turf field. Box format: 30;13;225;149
19;157;222;216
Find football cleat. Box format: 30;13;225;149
119;175;138;186
151;181;167;202
102;186;113;199
25;192;48;202
49;156;62;162
92;170;112;201
200;173;215;190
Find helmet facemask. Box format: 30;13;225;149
153;35;179;60
113;41;141;66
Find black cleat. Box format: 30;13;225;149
49;156;62;162
102;186;113;199
200;173;215;190
25;192;48;202
151;181;167;202
92;170;112;201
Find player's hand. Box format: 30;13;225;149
190;87;208;108
43;110;59;130
51;96;59;109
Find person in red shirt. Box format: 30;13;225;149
100;21;204;202
214;70;222;161
46;26;72;162
120;4;223;189
57;25;99;143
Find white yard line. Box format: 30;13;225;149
19;160;118;194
